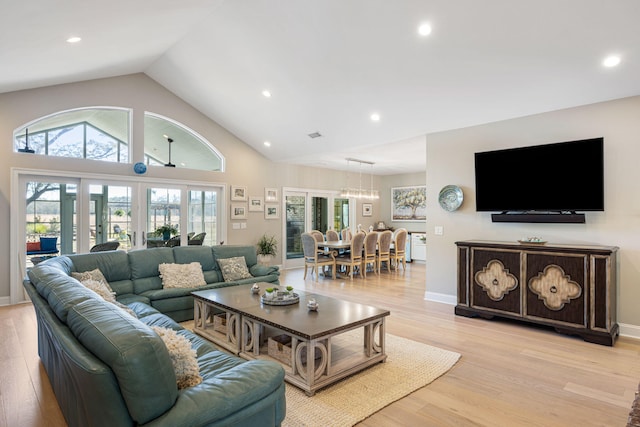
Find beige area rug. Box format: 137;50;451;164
180;322;460;426
282;333;460;427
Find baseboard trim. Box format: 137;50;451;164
619;323;640;340
424;292;456;305
0;296;11;307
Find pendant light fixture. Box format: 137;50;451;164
340;157;379;200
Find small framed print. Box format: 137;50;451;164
265;204;279;219
265;187;278;203
362;203;373;217
249;196;264;212
231;204;247;219
231;185;247;201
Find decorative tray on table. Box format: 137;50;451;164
261;292;300;306
517;237;547;245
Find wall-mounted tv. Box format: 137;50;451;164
474;137;604;221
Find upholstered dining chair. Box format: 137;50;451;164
376;230;393;273
390;228;408;271
341;228;353;242
361;231;379;278
335;232;365;280
302;232;335;281
326;229;340;242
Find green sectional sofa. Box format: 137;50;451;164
23;245;285;427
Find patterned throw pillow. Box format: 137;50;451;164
217;256;253;282
151;326;202;389
71;268;114;293
158;262;206;289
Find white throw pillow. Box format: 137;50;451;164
80;278;137;318
217;256;253;282
72;268;114;292
159;262;206;289
151;326;202;389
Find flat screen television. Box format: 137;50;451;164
474;137;604;213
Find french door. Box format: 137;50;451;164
11;170;223;303
283;188;353;269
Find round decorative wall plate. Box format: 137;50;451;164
133;162;147;174
438;185;464;211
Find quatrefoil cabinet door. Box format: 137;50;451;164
472;249;522;315
526;253;586;327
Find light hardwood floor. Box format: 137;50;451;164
1;262;638;426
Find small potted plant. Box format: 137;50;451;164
264;287;275;300
256;234;278;265
155;224;178;241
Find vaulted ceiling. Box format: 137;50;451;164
2;0;639;174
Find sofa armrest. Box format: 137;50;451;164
249;264;280;277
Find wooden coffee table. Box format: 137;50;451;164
192;284;390;395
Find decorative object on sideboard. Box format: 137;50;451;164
438;185;463;212
133;162;147;174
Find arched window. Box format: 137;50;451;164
144;112;224;172
14;107;130;162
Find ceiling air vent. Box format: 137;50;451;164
307;132;322;139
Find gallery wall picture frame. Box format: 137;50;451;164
265;204;279;219
265;187;278;203
231;204;248;219
231;185;247;201
249;196;264;212
362;203;373;217
391;185;427;222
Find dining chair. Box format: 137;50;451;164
326;229;340;242
335;232;365;280
390;228;408;271
341;228;352;242
361;231;379;278
302;232;335;281
377;230;393;273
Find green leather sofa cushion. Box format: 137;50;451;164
69;250;131;282
67;299;178;424
128;247;176;280
173;246;216;270
212;245;258;267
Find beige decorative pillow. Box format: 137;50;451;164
81;278;137;318
217;256;253;282
159;262;206;289
151;326;202;389
72;268;114;293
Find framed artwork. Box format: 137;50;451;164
265;204;279;219
362;203;373;217
231;185;247;201
265;187;278;203
231;204;247;219
391;185;426;221
249;196;264;211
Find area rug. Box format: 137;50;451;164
281;333;460;427
180;321;460;426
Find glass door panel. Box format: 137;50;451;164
188;189;218;246
285;193;305;260
311;196;329;233
333;197;350;233
147;187;181;247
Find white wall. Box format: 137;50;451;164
425;95;640;327
0;74;387;301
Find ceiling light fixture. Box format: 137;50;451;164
264;141;271;147
66;36;82;43
340;158;379;200
163;134;176;167
418;23;432;36
18;128;35;153
603;55;621;67
262;90;272;98
370;113;381;122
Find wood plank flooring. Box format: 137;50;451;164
1;261;638;426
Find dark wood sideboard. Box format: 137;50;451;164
455;240;619;346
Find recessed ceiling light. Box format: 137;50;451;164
262;90;272;98
417;23;432;37
603;55;621;67
66;36;82;43
370;113;381;122
263;141;271;147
